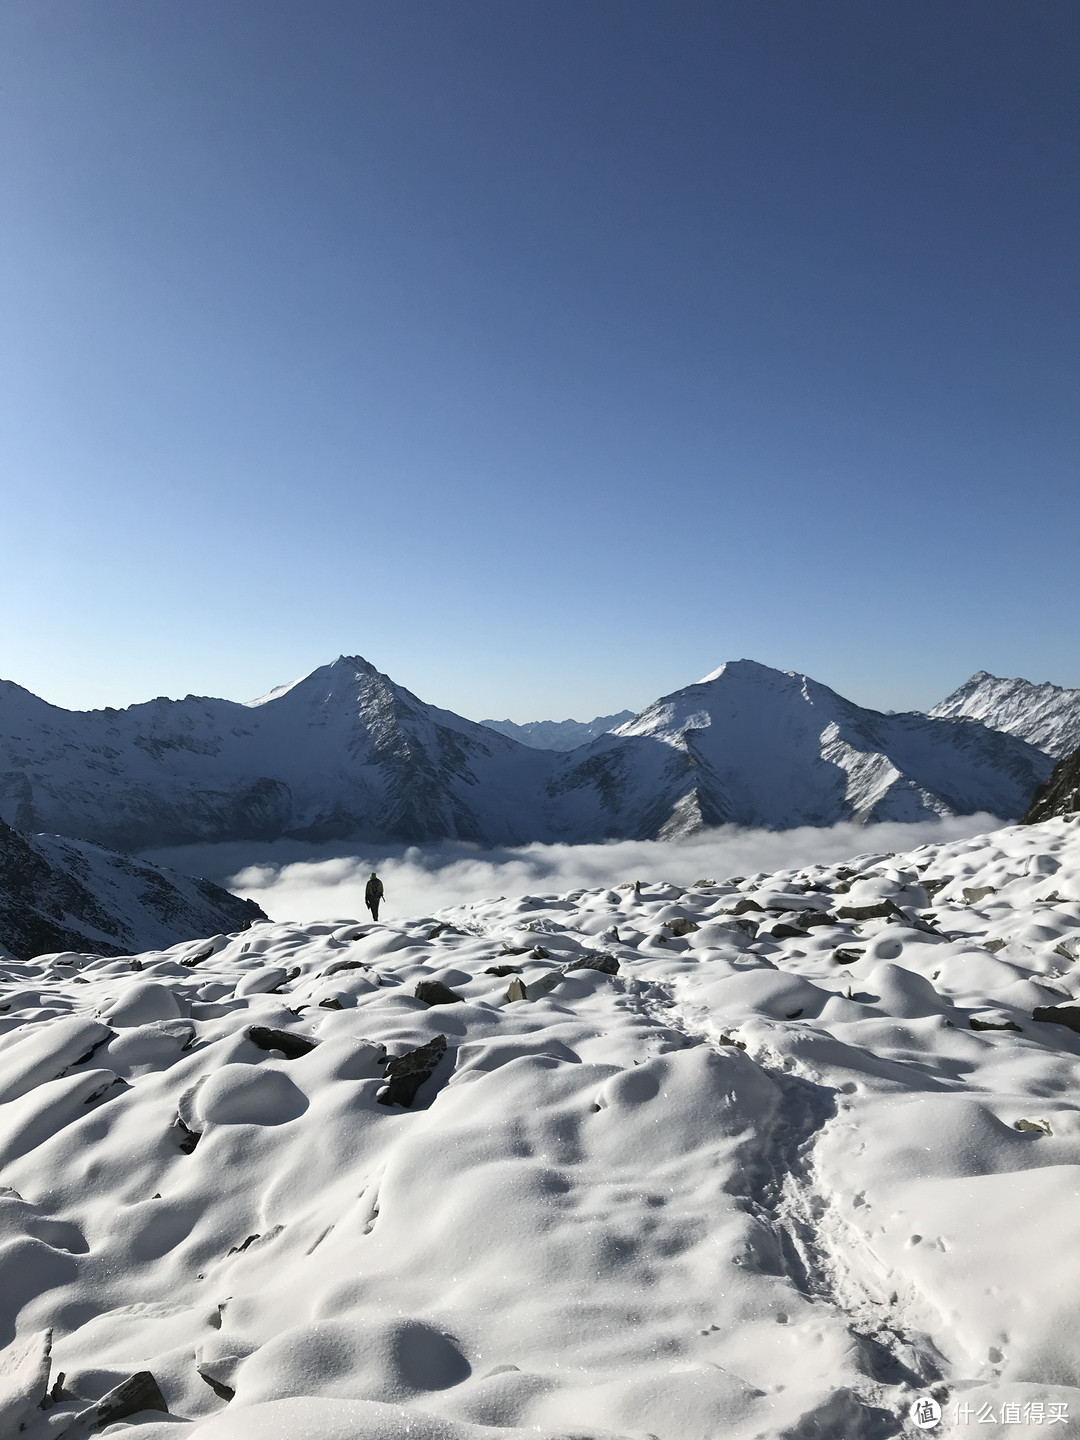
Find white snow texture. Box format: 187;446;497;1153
3;817;1080;1437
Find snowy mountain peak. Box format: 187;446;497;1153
930;671;1080;759
696;657;792;686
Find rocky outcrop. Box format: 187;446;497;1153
1022;745;1080;823
0;817;264;962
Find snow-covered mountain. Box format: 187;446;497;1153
544;660;1052;838
480;710;635;751
0;656;1054;849
929;670;1080;759
0;657;554;851
0;816;264;961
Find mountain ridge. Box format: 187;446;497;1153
929;670;1080;759
0;656;1056;849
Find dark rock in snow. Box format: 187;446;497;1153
1032;1005;1080;1035
833;948;864;965
484;965;521;977
969;1016;1022;1032
323;958;367;976
414;980;465;1006
664;918;699;936
55;1370;168;1437
378;1034;447;1107
564;953;620;975
247;1027;318;1059
835;900;901;922
506;978;528;1002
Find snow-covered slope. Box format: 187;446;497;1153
0;657;1053;850
0;817;265;962
0;658;555;851
545;660;1053;839
929;671;1080;759
480;711;635;751
3;817;1080;1439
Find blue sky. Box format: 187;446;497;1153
2;1;1077;722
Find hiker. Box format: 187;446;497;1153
365;871;384;921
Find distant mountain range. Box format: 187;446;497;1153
481;711;635;751
0;656;1065;849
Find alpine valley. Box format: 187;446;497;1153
0;657;1066;851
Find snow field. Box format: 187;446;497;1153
2;818;1080;1437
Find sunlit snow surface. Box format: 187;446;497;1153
4;820;1080;1439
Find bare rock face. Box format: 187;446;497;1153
1023;745;1080;824
378;1035;448;1107
414;980;465;1006
0;816;264;962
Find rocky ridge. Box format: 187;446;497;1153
0;816;264;962
929;670;1080;759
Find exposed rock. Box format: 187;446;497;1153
729;898;764;915
1032;1005;1080;1034
835;900;900;922
54;1370;168;1438
246;1026;318;1059
564;953;620;975
1014;1118;1053;1135
485;965;521;977
969;1016;1022;1032
1023;744;1080;823
769;922;811;940
833;948;864;965
962;886;995;904
506;978;528;1002
414;980;465;1006
378;1034;447;1107
664;918;699;936
793;911;836;929
322;958;367;976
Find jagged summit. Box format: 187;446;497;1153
930;671;1080;759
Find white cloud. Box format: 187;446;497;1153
216;814;1006;924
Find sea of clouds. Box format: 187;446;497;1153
149;815;1007;924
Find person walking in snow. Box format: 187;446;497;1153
365;871;384;921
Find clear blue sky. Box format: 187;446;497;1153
2;1;1077;722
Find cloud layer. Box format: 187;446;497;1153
210;815;1007;924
